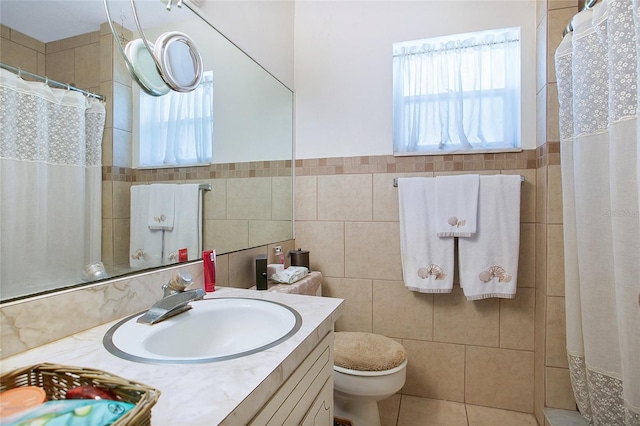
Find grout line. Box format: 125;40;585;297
395;394;403;426
465;402;471;426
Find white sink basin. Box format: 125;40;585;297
103;298;302;364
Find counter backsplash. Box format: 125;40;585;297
0;262;203;360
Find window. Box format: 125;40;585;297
393;28;521;155
135;71;214;168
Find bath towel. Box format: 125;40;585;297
148;184;175;230
162;184;202;263
458;175;521;300
130;185;163;268
435;174;480;237
398;177;455;293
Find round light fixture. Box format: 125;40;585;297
154;32;203;92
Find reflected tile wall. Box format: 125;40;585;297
0;25;45;74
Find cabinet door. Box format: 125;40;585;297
249;332;334;426
281;357;332;425
301;377;333;426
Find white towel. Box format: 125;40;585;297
130;185;163;268
458;175;521;300
163;184;202;263
435;174;480;237
148;184;175;230
398;177;455;293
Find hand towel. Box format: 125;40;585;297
398;177;454;293
435;174;480;237
148;184;176;230
130;185;163;268
162;184;201;263
458;175;521;300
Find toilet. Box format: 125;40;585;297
333;331;408;426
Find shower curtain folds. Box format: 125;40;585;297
555;1;640;425
0;69;106;300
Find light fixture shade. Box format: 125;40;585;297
124;39;170;96
154;32;204;92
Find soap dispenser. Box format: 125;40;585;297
275;246;285;265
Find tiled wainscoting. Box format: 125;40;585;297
294;149;576;424
295;152;540;414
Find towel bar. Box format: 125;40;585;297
392;175;525;187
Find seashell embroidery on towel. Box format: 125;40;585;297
153;214;167;224
417;264;448;280
447;216;467;228
131;249;148;260
478;266;512;283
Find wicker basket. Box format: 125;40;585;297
0;363;160;425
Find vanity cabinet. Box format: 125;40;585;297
249;331;334;425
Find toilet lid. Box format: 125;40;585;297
334;332;406;372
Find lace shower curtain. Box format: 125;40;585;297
0;69;105;300
555;1;640;424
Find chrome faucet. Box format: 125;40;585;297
162;270;193;297
137;272;205;325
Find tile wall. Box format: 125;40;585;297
1;25;46;75
102;163;293;270
536;1;580;425
295;152;538;413
0;25;101;97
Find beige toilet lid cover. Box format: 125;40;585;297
334;332;406;371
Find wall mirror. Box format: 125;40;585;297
0;0;294;302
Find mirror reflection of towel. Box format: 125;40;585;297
163;184;201;263
148;184;175;230
130;185;163;268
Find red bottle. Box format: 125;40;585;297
203;250;216;292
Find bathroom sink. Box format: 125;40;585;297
103;298;302;364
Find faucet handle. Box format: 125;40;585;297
164;271;193;295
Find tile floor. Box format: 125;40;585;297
378;395;539;426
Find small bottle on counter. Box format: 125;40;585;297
255;255;268;290
203;250;216;292
275;246;285;265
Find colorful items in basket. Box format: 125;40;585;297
0;363;160;426
0;386;47;419
1;399;134;425
65;386;119;401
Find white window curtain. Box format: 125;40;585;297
0;69;105;299
555;1;640;424
138;71;213;167
393;28;520;154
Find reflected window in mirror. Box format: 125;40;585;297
134;71;214;167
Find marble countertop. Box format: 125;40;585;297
0;287;344;425
249;271;323;295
